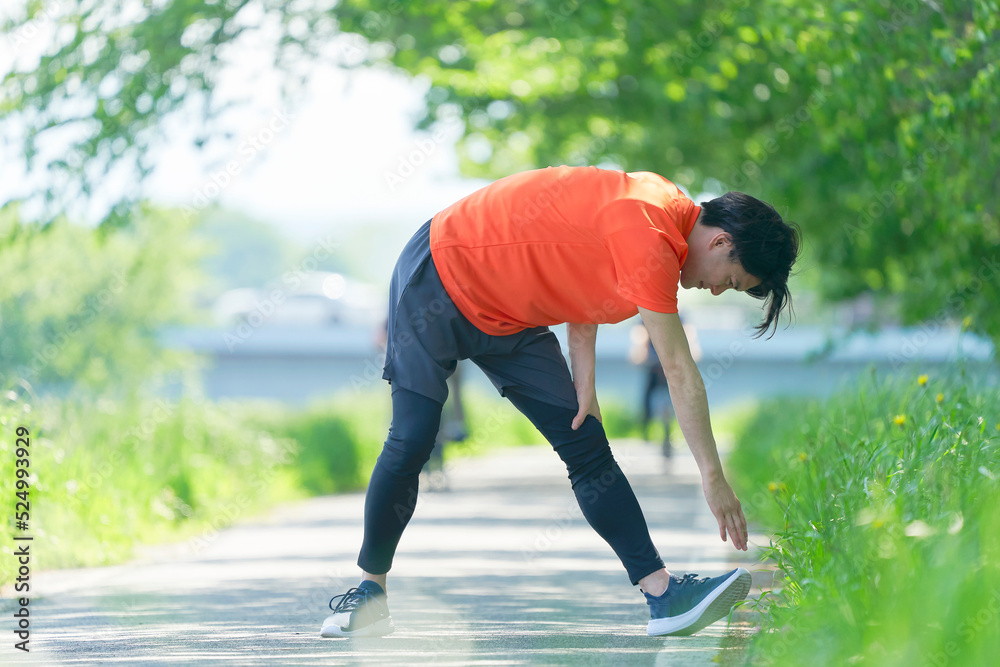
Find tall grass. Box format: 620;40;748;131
1;385;642;587
730;369;1000;666
0;391;305;585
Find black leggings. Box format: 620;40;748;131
357;387;665;585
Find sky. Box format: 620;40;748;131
145;63;490;244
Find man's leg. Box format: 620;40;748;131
502;387;665;586
486;385;749;637
323;386;442;638
357;387;443;577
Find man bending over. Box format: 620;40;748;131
321;165;800;638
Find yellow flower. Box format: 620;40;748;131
873;519;884;528
936;393;944;403
894;414;907;426
768;482;778;492
962;316;972;329
918;374;928;386
798;452;808;462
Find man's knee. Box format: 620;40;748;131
379;428;437;476
380;388;442;475
552;416;615;483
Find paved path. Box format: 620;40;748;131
3;439;767;666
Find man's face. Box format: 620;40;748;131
680;232;762;296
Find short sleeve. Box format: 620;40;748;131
598;198;688;314
604;226;681;313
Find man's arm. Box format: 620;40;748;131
566;322;601;430
637;306;748;551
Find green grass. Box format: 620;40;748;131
1;385;645;587
1;392;305;583
729;368;1000;666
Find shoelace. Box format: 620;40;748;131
676;573;711;586
328;587;377;614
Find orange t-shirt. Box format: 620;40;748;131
429;165;700;336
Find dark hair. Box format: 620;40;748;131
699;192;801;339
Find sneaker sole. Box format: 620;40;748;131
320;617;395;638
647;567;751;637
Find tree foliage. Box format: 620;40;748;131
2;0;998;350
331;0;999;349
0;205;210;395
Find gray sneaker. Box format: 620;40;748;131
644;567;751;636
320;580;394;638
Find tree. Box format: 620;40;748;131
330;0;999;351
2;0;998;352
194;207;302;298
0;205;210;396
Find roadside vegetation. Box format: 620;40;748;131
730;369;1000;666
0;384;647;587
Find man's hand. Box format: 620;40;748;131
702;473;749;551
572;384;602;430
566;322;601;430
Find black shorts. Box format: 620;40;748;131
382;220;579;410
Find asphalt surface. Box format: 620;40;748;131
2;438;768;666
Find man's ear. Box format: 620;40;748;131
710;231;732;249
